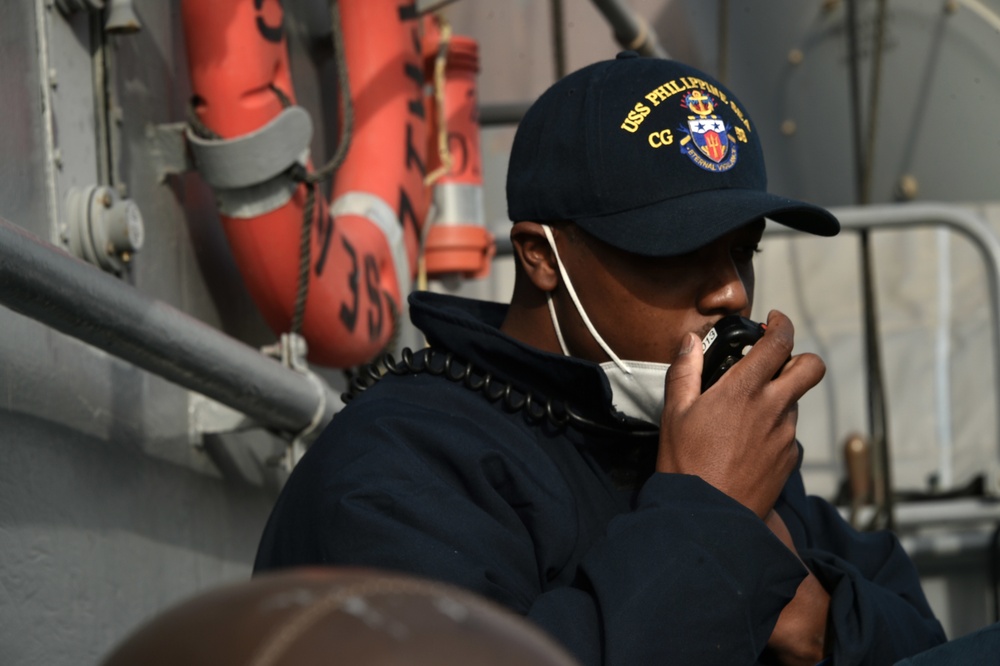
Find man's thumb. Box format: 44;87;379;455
664;332;703;407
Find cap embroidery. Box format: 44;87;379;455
617;76;752;173
678;91;737;172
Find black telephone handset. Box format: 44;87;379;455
700;315;767;392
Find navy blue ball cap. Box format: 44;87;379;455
506;52;840;257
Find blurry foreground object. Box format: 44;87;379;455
101;567;580;666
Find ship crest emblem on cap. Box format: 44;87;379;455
679;91;738;173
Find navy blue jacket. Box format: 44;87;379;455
255;292;945;665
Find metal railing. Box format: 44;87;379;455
770;202;1000;526
0;216;339;440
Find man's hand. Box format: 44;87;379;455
656;310;825;518
763;511;831;665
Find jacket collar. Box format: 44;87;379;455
409;291;627;425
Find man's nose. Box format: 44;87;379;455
698;258;750;314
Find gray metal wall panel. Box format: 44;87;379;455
0;2;51;234
0;2;307;663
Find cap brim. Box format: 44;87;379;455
573;188;840;257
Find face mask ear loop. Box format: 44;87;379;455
542;225;631;375
546;294;571;356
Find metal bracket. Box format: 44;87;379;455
147;122;195;183
186;105;312;190
261;332;310;374
188;392;258;449
188;392;291;486
146;121;300;217
261;333;328;471
180;332;326;474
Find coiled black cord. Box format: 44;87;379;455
343;347;567;426
343;347;658;438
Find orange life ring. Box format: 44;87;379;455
181;0;429;368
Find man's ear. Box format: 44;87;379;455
510;222;559;292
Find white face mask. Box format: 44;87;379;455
542;225;670;426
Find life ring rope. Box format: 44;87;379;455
288;0;354;337
424;18;453;189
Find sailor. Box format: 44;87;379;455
255;53;945;665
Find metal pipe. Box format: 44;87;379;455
844;0;895;531
846;497;1000;531
717;0;729;84
590;0;669;58
0;216;339;438
550;0;567;79
900;528;997;559
934;228;955;488
479;102;532;127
